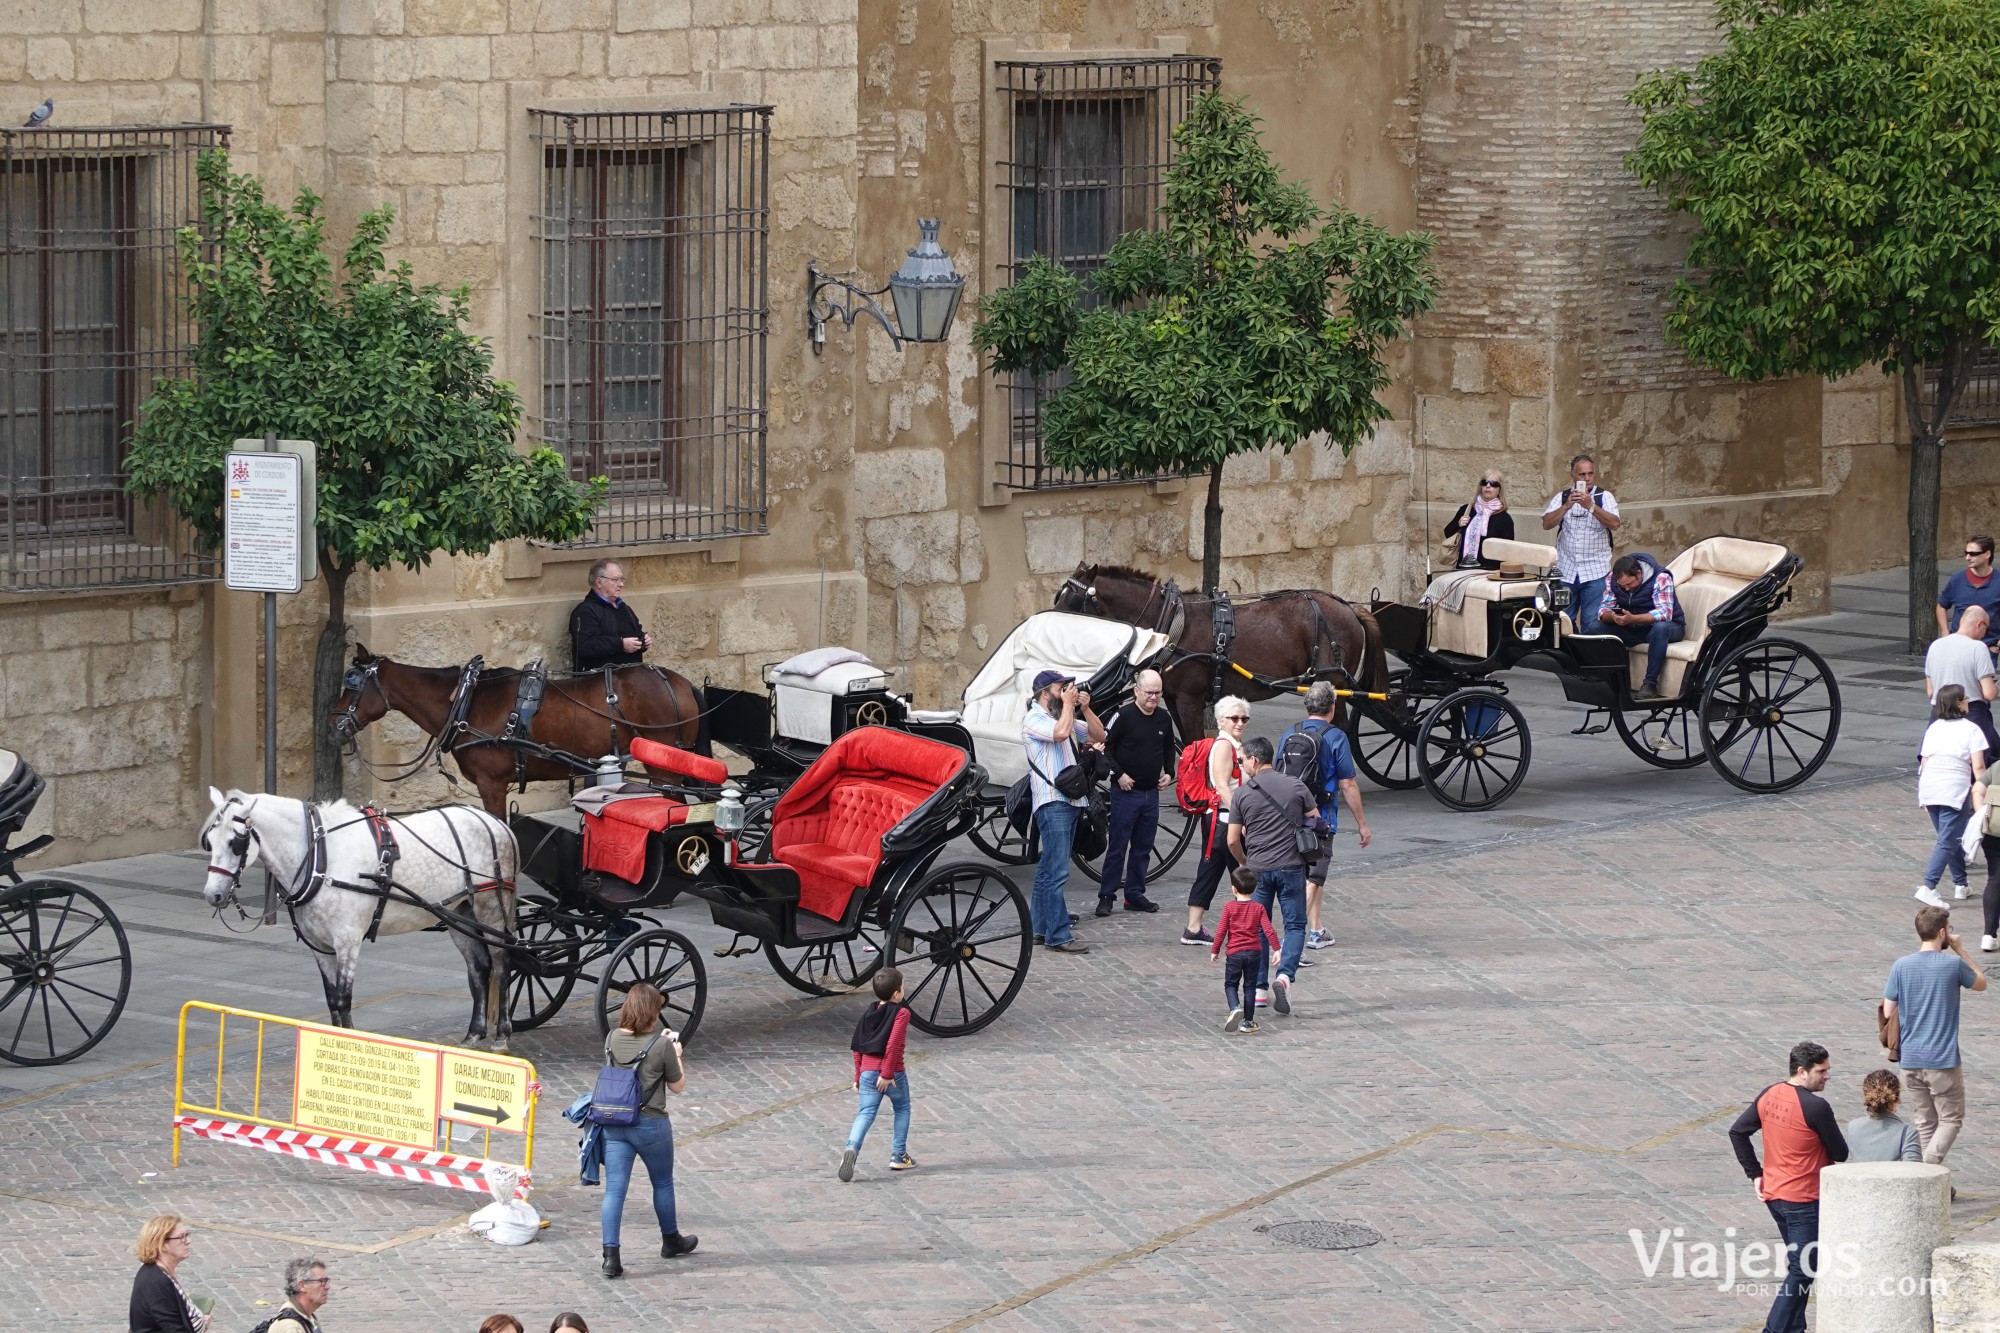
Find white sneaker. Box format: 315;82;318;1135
1982;935;1997;953
1915;886;1950;910
1272;975;1293;1016
1954;883;1970;901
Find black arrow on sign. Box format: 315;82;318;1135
453;1101;510;1125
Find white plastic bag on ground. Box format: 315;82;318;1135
468;1161;540;1245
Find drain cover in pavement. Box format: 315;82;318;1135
1257;1220;1385;1251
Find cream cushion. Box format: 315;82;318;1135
1425;573;1548;657
1621;537;1790;694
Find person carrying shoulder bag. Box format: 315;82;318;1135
1226;735;1324;1019
596;983;696;1278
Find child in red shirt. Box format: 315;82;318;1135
839;967;914;1181
1212;867;1279;1032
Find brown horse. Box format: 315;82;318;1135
1054;564;1388;744
329;646;709;818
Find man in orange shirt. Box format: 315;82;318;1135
1728;1041;1849;1333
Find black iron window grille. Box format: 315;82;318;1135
0;124;224;591
530;107;772;547
1926;344;2000;428
994;55;1220;491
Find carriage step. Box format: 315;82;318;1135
711;934;759;958
1569;712;1610;736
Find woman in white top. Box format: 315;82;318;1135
1182;695;1251;945
1918;683;1988;909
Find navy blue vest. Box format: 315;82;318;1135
1609;555;1684;623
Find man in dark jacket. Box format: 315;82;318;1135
1597;552;1685;701
1728;1041;1849;1333
1095;668;1175;917
570;560;651;671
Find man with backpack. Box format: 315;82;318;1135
1276;682;1372;950
254;1259;330;1332
1540;453;1621;632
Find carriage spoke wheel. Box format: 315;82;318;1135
1417;689;1532;812
1070;792;1200;882
735;795;779;864
0;878;131;1066
1698;638;1842;794
765;920;886;996
504;895;579;1031
968;795;1039;866
887;863;1031;1038
1344;689;1429;791
595;928;707;1045
1611;701;1713;770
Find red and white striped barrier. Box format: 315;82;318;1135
174;1115;529;1197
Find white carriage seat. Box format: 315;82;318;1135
771;650;889;746
1423;537;1560;659
1624;537;1790;695
0;748;19;789
952;611;1171;789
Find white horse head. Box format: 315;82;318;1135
199;787;262;908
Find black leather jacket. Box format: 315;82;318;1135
569;593;645;670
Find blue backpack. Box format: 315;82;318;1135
586;1031;664;1127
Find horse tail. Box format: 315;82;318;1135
1354;603;1390;694
692;681;713;758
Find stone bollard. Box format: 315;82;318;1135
1932;1244;2000;1331
1813;1161;1950;1333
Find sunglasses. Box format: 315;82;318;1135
1968;551;1988;559
1480;479;1502;487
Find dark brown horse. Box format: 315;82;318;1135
1054;564;1388;744
329;646;709;818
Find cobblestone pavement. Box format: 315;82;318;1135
7;571;1998;1331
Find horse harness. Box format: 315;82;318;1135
1074;574;1354;697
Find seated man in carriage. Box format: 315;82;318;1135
1596;552;1685;701
570;559;653;671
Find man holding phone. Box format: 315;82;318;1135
1540;453;1622;633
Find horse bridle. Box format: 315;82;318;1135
201;797;260;901
333;660;479;784
1055;574;1099;615
202;796;328;913
1057;571;1182;638
332;662;383;744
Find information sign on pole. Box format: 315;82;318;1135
223;450;305;594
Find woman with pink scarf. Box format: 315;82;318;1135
1443;471;1515;569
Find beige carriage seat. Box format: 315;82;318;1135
1619;537;1789;696
1424;538;1559;658
770;649;889;746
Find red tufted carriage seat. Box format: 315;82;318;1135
581;795;694;884
761;726;968;922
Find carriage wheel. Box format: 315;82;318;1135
887;863;1032;1038
1611;702;1711;770
504;895;579;1031
765;920;886;996
1069;793;1200;882
1417;689;1533;811
1344;693;1429;790
968;795;1039;866
595;928;707;1045
0;878;132;1066
1698;638;1842;793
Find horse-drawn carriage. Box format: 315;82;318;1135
0;747;132;1066
1339;535;1841;810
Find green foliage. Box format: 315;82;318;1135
125;152;603;574
972;91;1437;483
1626;0;2000;387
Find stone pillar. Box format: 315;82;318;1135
1932;1244;2000;1331
1814;1161;1951;1333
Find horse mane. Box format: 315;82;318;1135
1092;563;1162;584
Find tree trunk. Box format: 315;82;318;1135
1907;427;1943;654
1201;461;1225;595
312;559;353;802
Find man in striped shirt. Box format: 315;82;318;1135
1597;552;1685;701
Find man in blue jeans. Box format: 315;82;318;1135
1022;668;1103;954
1227;736;1320;1016
1728;1041;1847;1333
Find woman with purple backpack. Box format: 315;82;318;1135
597;983;697;1277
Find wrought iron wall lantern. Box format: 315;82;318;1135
806;217;965;355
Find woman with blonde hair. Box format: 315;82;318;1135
597;981;695;1278
1181;696;1251;947
1443;471;1516;570
129;1214;210;1332
1845;1070;1922;1162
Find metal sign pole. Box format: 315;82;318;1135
262;429;279;925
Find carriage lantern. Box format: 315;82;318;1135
714;782;746;835
806;219;965;354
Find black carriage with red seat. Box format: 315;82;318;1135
506;726;1031;1043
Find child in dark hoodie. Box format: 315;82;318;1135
838;967;914;1180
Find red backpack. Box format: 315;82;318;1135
1176;738;1221;814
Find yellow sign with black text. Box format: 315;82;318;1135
293;1026;441;1149
440;1050;533;1132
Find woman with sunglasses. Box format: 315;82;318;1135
1443;473;1515;570
130;1215;210;1332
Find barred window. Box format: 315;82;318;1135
994;56;1220;492
1928;345;2000;427
0;125;224;590
530;107;772;547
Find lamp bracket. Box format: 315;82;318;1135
806;260;901;355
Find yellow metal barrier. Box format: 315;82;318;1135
173;1001;538;1196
